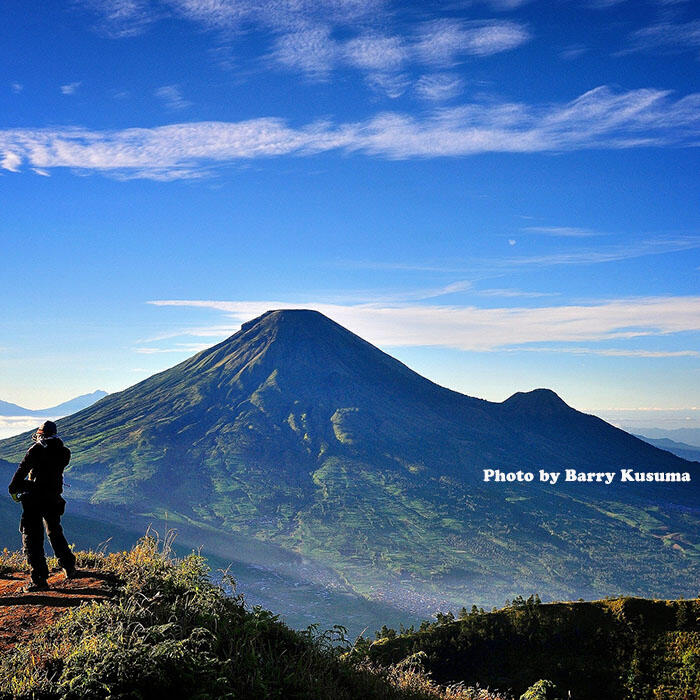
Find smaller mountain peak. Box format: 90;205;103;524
515;388;564;400
501;388;571;413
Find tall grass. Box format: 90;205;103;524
0;533;509;700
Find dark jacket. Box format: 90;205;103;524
8;437;71;498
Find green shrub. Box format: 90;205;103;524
519;680;561;700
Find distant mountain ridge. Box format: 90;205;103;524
635;434;700;462
627;426;700;448
0;390;108;417
0;310;698;612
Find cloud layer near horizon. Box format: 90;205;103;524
146;296;700;352
2;86;699;179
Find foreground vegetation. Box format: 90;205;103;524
0;536;507;700
2;536;698;699
367;594;700;700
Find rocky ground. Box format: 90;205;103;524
0;569;116;652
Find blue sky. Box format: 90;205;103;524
1;0;699;432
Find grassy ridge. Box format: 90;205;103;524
0;537;505;700
367;595;700;699
2;539;698;699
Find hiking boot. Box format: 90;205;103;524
22;581;50;592
63;566;80;580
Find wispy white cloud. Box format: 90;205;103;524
272;27;337;78
559;44;589;61
270;20;527;84
81;1;530;86
147;295;700;351
340;236;700;280
85;0;388;39
1;151;21;172
482;0;532;8
583;349;699;357
0;119;325;179
60;82;82;95
83;0;157;37
584;0;687;8
415;74;464;102
627;19;700;54
505;237;700;267
414;19;530;65
162;0;246;30
601;406;699;413
162;0;388;32
523;226;608;237
366;72;410;98
11;82;23;93
2;86;698;178
336;260;468;273
560;44;588;60
343;35;410;96
402;280;474;301
476;288;557;298
138;324;240;343
135;342;212;353
585;0;626;7
155;84;192;110
463;21;530;55
344;35;407;71
512;347;700;357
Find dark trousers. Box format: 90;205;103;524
20;496;76;584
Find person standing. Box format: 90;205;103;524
8;420;77;591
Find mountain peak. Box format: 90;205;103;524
233;310;353;352
239;308;328;333
220;308;435;399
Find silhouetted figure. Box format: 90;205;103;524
8;420;77;592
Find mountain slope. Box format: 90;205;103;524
1;309;698;611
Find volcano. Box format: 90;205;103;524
1;309;698;610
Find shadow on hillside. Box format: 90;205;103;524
0;572;24;582
0;593;103;606
62;569;118;584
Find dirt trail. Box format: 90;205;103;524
0;569;117;652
